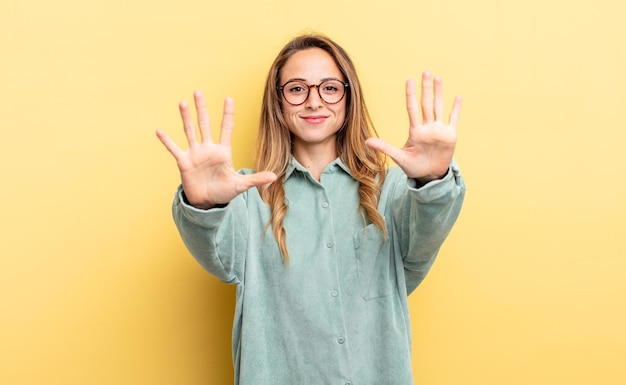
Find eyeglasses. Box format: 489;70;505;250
278;79;349;106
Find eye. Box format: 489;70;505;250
285;82;308;94
321;81;342;94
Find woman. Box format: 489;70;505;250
156;34;465;385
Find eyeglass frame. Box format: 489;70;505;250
277;78;350;106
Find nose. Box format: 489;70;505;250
304;85;323;109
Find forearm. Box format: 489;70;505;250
172;186;245;283
394;161;466;269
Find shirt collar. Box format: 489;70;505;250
284;156;355;180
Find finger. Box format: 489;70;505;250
434;76;444;122
449;95;463;128
421;71;435;123
155;129;184;159
405;79;420;128
242;171;278;188
179;100;197;146
220;97;235;146
365;138;404;164
194;90;213;144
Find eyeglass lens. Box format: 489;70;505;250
281;80;346;105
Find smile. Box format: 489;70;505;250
301;115;328;124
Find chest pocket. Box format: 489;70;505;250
353;223;395;300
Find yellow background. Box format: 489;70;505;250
1;0;624;384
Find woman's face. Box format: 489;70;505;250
279;48;347;153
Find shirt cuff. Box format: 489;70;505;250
406;160;464;203
173;185;229;228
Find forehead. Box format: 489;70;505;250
280;47;343;83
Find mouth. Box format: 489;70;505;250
301;115;328;124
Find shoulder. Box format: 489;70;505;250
382;166;408;186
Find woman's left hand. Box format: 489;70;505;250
366;71;462;184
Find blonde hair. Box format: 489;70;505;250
255;33;387;264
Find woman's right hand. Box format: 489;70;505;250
156;91;277;209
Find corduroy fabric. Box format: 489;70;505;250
172;157;465;385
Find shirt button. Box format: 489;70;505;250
331;290;338;297
345;382;352;385
337;337;345;344
326;242;334;248
321;201;329;208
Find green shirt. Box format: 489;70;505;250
172;157;465;385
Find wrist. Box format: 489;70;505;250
414;169;449;187
181;190;216;210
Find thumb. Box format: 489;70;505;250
366;138;403;164
244;171;278;188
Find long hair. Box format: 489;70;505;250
255;33;387;264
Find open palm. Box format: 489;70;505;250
366;71;462;183
156;91;277;209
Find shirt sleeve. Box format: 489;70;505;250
171;186;248;284
390;160;466;294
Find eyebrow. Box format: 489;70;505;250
283;77;343;84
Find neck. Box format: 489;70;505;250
292;141;338;181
